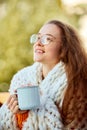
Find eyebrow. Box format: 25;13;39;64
38;33;56;39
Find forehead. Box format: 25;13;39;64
39;23;61;38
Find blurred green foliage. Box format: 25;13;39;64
0;0;87;91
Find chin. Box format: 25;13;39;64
33;58;42;62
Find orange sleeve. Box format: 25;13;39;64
15;111;29;130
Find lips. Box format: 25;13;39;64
35;49;45;53
34;47;45;53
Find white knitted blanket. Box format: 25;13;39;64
0;61;67;130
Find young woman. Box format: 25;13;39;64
0;20;87;130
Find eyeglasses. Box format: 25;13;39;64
30;34;56;45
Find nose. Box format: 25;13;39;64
34;39;43;46
33;40;43;49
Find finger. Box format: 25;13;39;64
6;95;12;105
10;100;18;112
7;98;15;109
12;105;19;114
7;95;17;109
7;94;17;105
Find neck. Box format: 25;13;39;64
42;62;59;78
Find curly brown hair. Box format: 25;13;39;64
47;20;87;127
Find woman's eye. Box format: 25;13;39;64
38;37;40;40
47;37;52;41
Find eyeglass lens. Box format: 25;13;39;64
30;34;52;45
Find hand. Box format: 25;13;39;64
6;94;28;114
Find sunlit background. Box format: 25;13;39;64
62;0;87;47
0;0;87;104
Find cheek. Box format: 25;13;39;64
48;45;61;55
48;45;62;61
45;48;58;60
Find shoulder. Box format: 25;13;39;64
9;62;40;94
11;62;39;80
15;62;38;75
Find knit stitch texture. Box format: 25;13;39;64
0;61;67;130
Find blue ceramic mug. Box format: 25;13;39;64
17;86;40;110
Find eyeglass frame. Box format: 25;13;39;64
30;33;57;45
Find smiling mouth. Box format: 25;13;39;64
35;49;45;53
